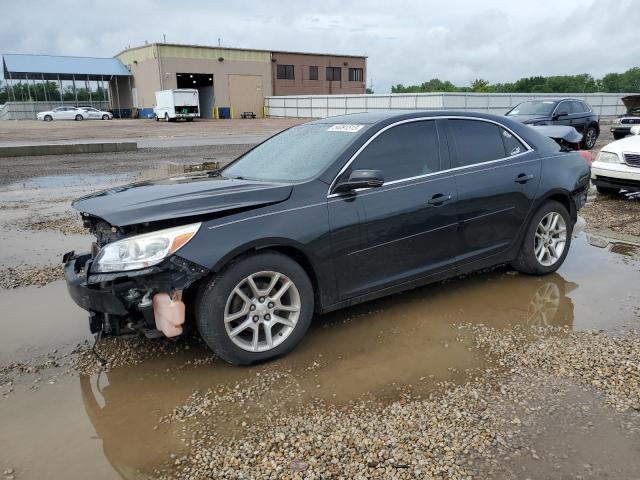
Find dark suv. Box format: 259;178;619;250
506;98;600;149
64;111;591;365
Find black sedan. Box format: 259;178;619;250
64;111;591;364
506;98;600;149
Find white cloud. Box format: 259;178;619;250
1;0;638;92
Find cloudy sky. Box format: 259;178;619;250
1;0;638;92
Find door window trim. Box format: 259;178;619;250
327;116;533;198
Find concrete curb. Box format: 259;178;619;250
0;142;137;158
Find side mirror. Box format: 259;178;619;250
553;111;569;119
630;125;640;136
333;169;384;194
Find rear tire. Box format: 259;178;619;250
164;113;170;122
596;185;620;195
511;201;573;275
581;126;598;149
196;251;314;365
75;114;83;121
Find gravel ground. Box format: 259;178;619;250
155;325;640;480
0;264;64;289
582;192;640;238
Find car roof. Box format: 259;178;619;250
309;110;518;126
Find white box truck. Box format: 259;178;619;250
154;89;200;122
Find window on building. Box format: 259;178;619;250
277;65;295;80
309;66;318;80
348;68;364;82
326;67;342;82
348;120;440;182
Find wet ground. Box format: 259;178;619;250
1;136;640;479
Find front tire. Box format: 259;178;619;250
102;114;109;120
511;201;573;275
196;252;314;365
75;114;83;121
44;115;52;122
164;113;170;122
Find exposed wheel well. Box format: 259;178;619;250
544;193;575;222
588;122;600;134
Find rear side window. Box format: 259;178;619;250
450;120;506;167
350;120;440;182
500;128;526;156
570;101;586;113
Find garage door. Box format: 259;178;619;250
229;75;264;118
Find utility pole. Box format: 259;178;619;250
163;33;166;43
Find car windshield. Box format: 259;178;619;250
222;123;367;182
508;101;556;116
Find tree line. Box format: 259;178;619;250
0;80;108;104
391;67;640;94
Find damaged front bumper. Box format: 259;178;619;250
63;251;209;337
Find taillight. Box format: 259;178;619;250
578;150;593;167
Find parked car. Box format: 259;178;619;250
592;125;640;194
611;95;640;140
77;107;113;120
530;125;593;166
37;106;84;121
64;111;591;365
506;98;600;149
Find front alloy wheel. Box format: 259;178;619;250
224;271;301;352
534;212;567;267
196;251;313;365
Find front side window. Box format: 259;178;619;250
348;121;440;182
276;64;294;80
348;68;363;82
309;66;318;80
450;120;508;167
555;101;571;115
223;123;366;183
326;67;341;82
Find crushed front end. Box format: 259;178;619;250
63;215;209;338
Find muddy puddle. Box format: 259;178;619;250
1;230;639;479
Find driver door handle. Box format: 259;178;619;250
514;173;535;184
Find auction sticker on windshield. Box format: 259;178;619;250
327;124;365;132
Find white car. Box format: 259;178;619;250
36;106;113;121
591;125;640;195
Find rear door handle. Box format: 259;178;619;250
427;193;454;206
514;173;535;184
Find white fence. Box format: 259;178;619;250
265;92;632;119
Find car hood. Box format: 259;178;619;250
72;174;293;227
506;114;549;124
530;125;582;144
601;134;640;155
622;95;640;115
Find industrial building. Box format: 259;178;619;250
116;43;367;118
0;43;367;120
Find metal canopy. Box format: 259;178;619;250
2;53;131;80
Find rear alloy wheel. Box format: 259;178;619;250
582;126;598;149
44;115;52;122
196;252;313;365
75;114;83;121
512;201;572;275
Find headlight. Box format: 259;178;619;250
93;223;201;272
595;151;620;164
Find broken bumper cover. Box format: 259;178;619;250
63;251;209;335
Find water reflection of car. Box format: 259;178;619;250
78;271;574;476
591;125;640;195
611;95;640;140
506;98;600;149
